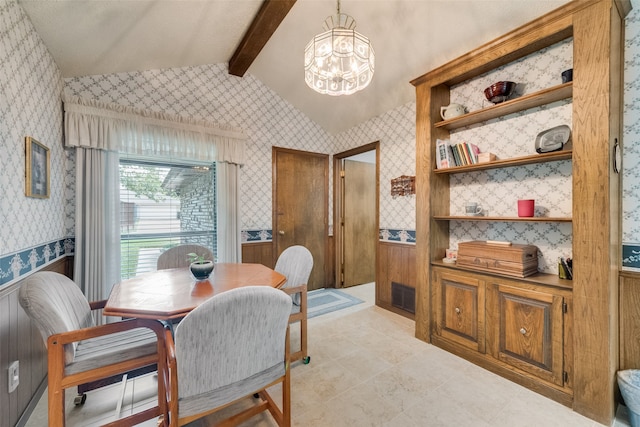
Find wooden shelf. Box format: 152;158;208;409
434;150;572;174
434;215;572;222
435;82;573;131
432;260;573;290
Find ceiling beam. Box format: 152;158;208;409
228;0;297;77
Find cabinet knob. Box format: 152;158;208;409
520;327;527;335
455;307;461;314
278;230;285;235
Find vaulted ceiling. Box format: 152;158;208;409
19;0;570;134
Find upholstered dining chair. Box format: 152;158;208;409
157;244;214;270
163;286;292;427
19;271;167;427
275;245;313;364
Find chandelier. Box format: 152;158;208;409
304;0;375;96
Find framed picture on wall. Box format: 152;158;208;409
25;136;50;198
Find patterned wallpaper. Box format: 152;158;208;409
334;103;417;243
1;1;640;286
0;0;69;287
623;6;640;271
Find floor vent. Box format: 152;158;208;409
391;282;415;314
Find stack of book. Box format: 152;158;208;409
435;139;481;169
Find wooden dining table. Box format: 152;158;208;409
103;263;287;321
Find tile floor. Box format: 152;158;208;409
25;283;631;426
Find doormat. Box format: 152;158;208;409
307;288;364;318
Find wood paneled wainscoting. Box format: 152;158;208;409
241;241;274;268
0;256;73;427
377;241;416;320
242;237;335;288
620;271;640;371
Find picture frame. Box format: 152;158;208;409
25;136;50;198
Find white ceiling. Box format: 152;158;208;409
19;0;570;135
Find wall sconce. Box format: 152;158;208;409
390;175;415;198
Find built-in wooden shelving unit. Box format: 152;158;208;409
411;1;628;424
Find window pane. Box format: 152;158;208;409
120;160;216;279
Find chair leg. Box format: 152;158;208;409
48;340;66;426
300;316;310;364
282;367;291;427
282;327;291;427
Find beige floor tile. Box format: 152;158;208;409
402;391;493;427
25;282;619;427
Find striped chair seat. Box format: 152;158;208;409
67;327;158;376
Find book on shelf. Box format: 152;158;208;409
447;142;481;167
435;139;453;169
435;140;484;168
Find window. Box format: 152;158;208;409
119;158;216;279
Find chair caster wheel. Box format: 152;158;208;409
253;393;260;399
74;394;87;405
303;356;311;364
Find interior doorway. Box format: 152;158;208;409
273;147;328;290
333;142;379;288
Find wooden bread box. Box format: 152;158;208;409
456;241;539;277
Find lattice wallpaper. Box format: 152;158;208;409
0;0;69;286
334;103;417;243
623;6;640;271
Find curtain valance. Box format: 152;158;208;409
63;95;246;165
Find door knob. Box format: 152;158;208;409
278;230;285;235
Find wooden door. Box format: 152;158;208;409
343;159;376;287
273;147;328;290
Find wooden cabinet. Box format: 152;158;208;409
432;268;485;352
487;282;566;387
432;266;572;398
412;2;628;421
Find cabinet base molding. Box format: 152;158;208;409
431;335;573;408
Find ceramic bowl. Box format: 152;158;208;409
484;81;516;104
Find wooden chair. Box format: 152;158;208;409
162;286;292;427
18;271;167;427
275;245;313;364
157;244;213;270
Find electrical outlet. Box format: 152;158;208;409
8;360;19;393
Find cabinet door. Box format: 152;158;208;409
433;269;485;353
489;284;564;386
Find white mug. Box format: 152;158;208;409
465;202;483;216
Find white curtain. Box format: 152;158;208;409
216;162;242;263
64;95;246;164
74;148;120;323
64;95;246;300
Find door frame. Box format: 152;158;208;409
333;141;380;288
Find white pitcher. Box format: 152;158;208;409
440;103;466;120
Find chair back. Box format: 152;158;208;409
157;244;213;270
18;271;94;363
275;245;313;304
174;286;292;402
